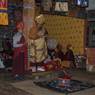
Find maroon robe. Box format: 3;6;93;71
12;34;28;76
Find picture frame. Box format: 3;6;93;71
75;0;89;7
40;0;69;16
54;1;68;12
41;0;53;13
54;0;69;16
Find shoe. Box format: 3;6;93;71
14;75;24;80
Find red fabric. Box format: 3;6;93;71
64;75;71;79
44;60;62;71
44;62;54;71
12;35;28;76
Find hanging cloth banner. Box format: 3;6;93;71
0;0;7;10
0;13;8;25
0;0;8;25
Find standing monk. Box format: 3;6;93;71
12;22;28;79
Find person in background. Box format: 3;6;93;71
54;44;64;61
47;37;58;60
64;44;76;68
12;22;28;80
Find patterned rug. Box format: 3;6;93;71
34;79;95;94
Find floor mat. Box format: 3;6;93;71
34;79;95;94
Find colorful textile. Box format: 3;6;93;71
30;37;47;63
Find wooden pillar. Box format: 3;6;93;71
23;0;35;70
23;0;35;41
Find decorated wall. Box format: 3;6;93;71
44;15;86;55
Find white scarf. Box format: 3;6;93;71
13;32;23;48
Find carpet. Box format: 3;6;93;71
34;79;95;94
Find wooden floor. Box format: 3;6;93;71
11;69;95;95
